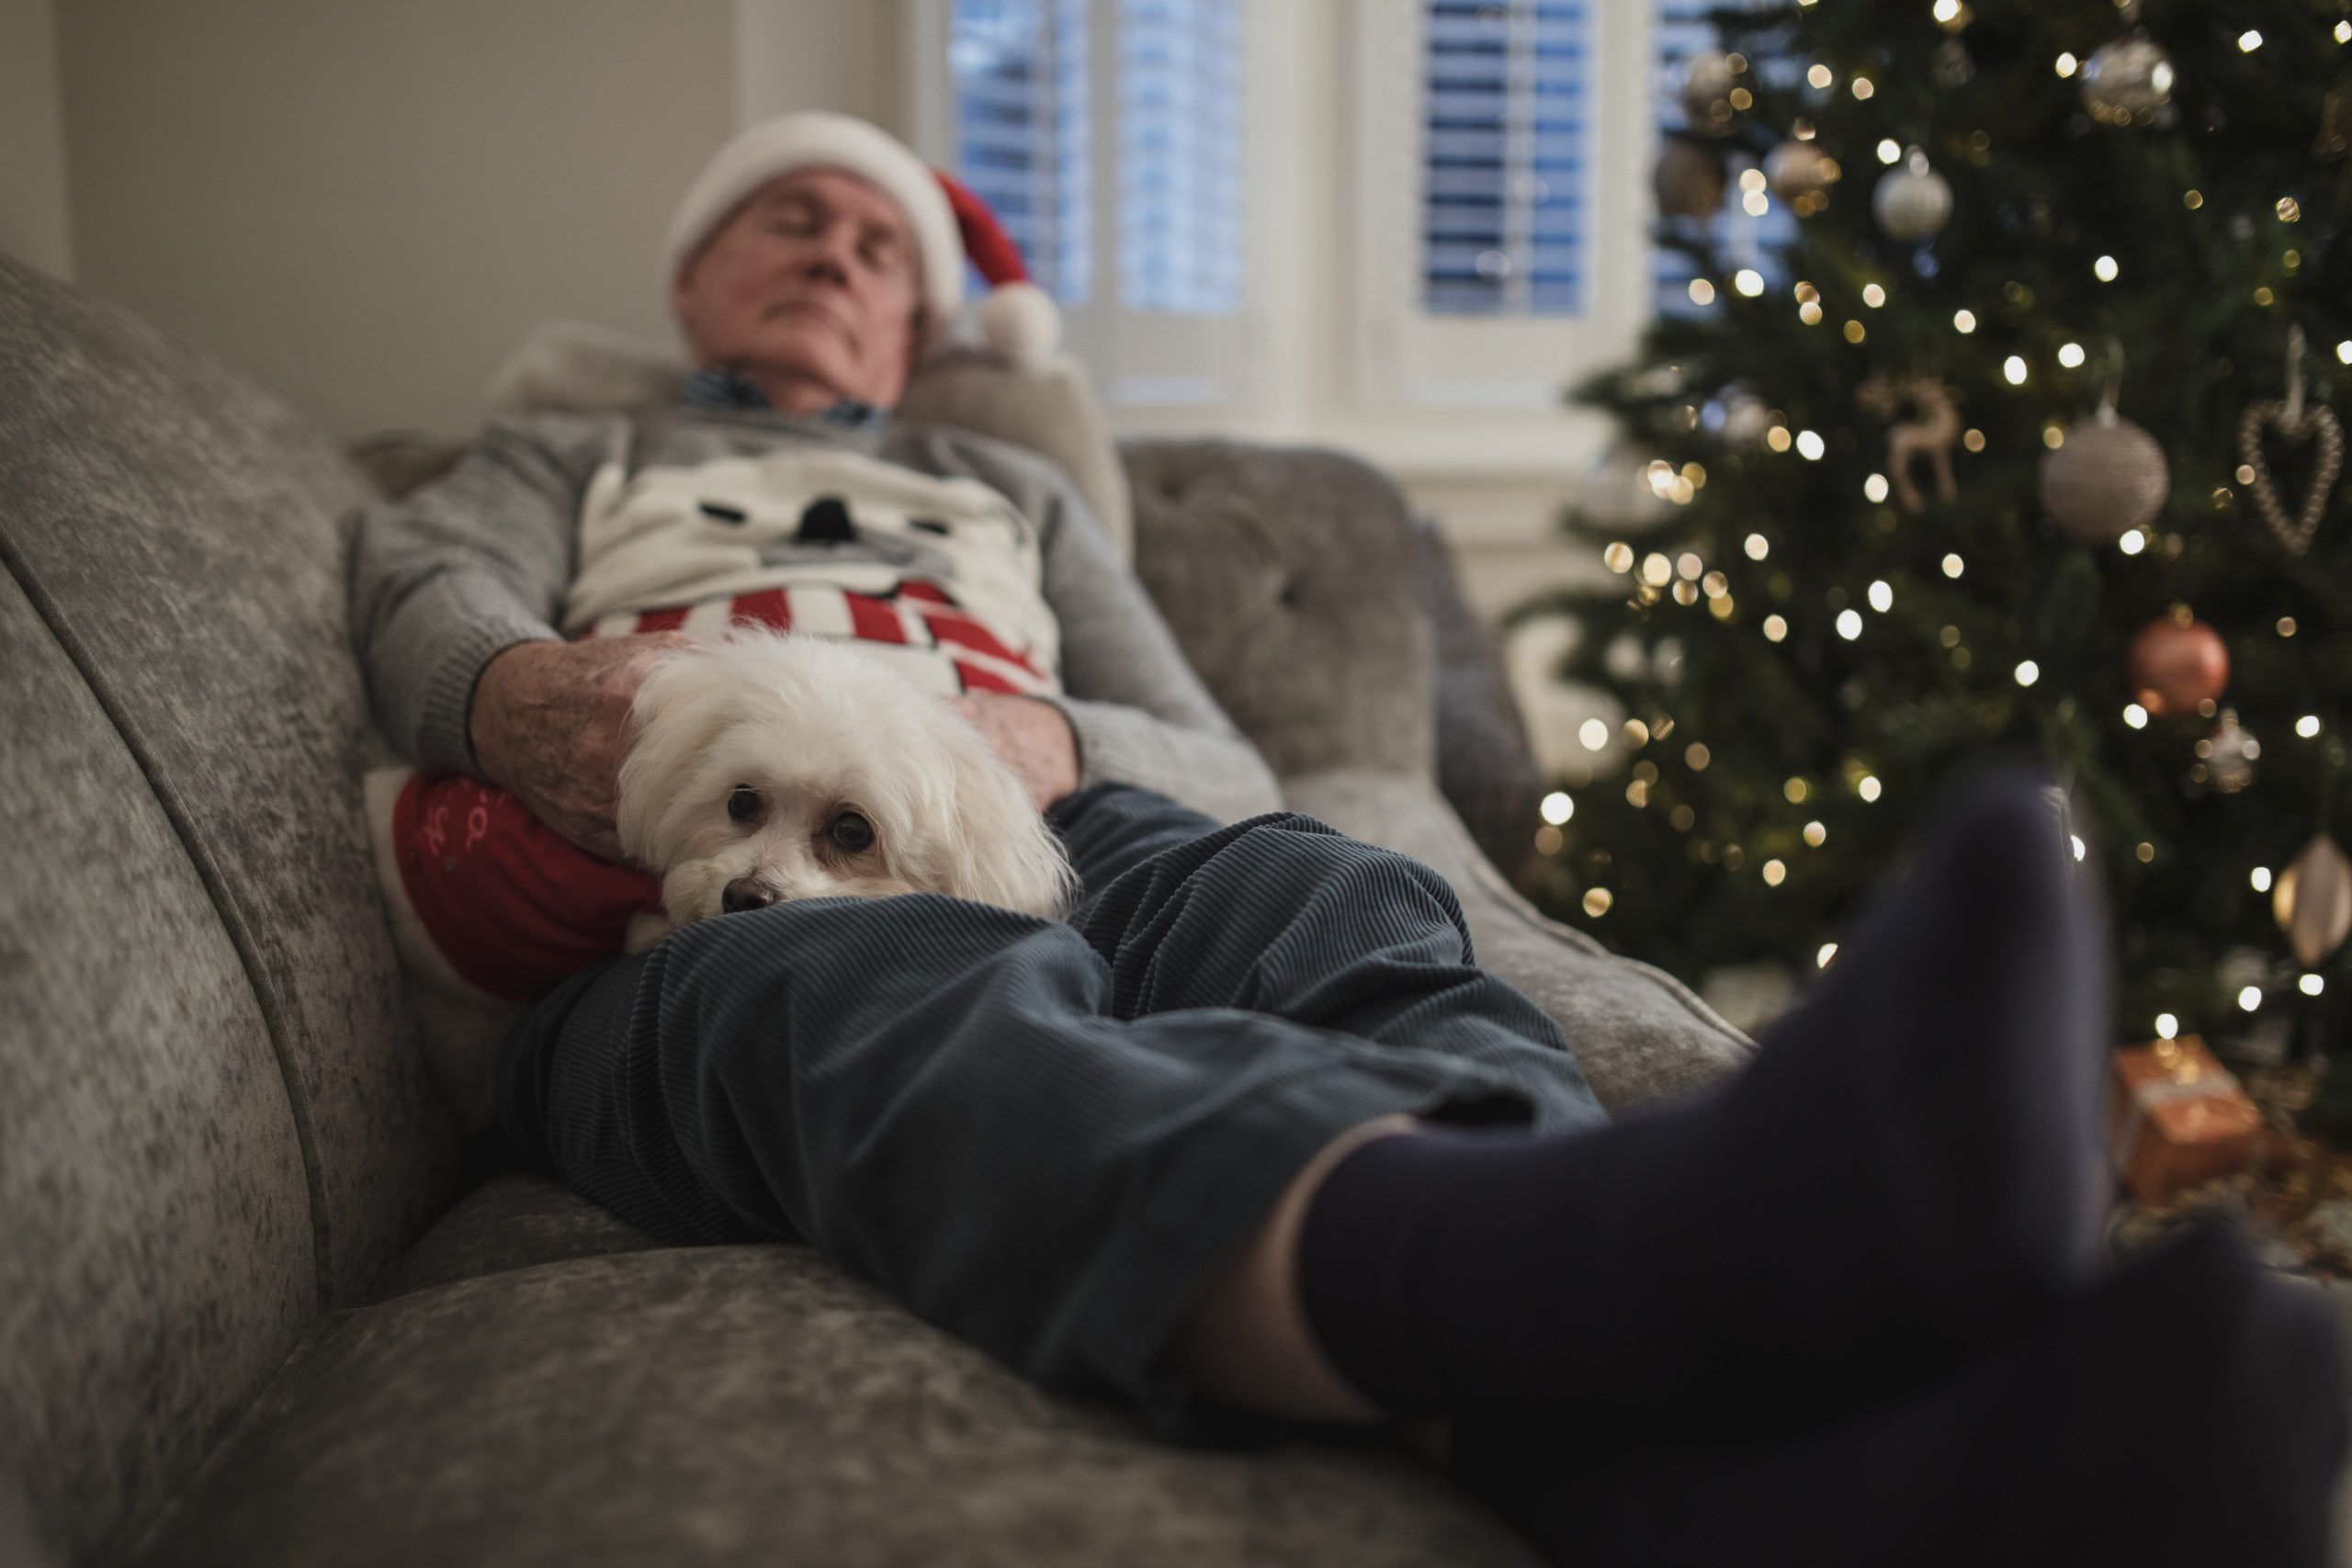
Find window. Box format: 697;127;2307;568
1421;1;1593;318
1346;0;1812;409
1117;0;1242;314
1347;0;1646;410
1652;0;1794;317
946;0;1091;303
921;0;1249;411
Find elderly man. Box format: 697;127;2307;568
350;113;2340;1565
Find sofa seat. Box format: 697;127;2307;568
136;1209;1538;1568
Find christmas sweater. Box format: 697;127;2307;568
353;398;1283;1000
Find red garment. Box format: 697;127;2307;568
386;771;662;1000
380;580;1049;1000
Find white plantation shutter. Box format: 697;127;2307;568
1346;0;1645;409
934;0;1249;412
1117;0;1242;314
947;0;1091;303
1420;0;1593;318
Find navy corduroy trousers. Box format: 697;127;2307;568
495;780;1610;1444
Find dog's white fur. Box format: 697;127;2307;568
614;627;1080;951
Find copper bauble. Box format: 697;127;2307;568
1655;139;1726;219
2127;615;2228;716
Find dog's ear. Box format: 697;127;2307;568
933;723;1081;919
614;641;729;866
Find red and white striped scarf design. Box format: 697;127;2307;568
558;447;1063;696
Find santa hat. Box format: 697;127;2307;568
661;110;1062;369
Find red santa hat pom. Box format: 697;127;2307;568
934;170;1062;370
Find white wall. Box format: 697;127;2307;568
0;0;75;279
734;0;906;133
54;0;743;442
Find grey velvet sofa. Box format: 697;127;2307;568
0;251;1757;1568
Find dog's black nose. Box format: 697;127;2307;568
722;878;779;914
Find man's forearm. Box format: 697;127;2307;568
365;566;561;776
1046;694;1284;824
349;415;601;775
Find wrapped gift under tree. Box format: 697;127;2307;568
2109;1036;2265;1205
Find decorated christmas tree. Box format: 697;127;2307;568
1513;2;2352;1138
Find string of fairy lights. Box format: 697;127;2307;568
1537;2;2350;1022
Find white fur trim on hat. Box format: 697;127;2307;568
976;281;1060;371
662;111;963;347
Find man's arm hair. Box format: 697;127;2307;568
349;415;608;774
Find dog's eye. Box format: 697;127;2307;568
830;811;875;852
728;786;762;824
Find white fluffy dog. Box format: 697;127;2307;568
613;626;1080;952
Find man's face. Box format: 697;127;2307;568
670;167;924;409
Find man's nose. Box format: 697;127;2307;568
798;225;857;286
723;876;779;914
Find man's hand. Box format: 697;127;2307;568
469;633;694;862
951;692;1080;812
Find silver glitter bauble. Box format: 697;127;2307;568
2040;411;2170;541
2199;709;2257;795
1681;51;1738;133
1873;152;1953;243
1932;39;1976;89
2082;34;2176;125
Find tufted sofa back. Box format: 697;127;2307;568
1118;442;1435;782
0;255;458;1564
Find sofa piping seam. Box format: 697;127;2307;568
0;533;336;1304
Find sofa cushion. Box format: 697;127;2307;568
0;254;457;1305
133;1245;1539;1568
362;1173;661;1303
0;571;316;1567
1407;513;1547;880
1281;767;1755;1111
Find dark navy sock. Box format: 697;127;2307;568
1295;761;2113;1427
1444;1218;2347;1568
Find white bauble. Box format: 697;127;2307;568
2081;34;2176;123
1873;152;1953;243
1719;391;1775;447
1585;445;1678;531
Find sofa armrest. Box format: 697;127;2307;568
1117;440;1435;781
1281;765;1756;1113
